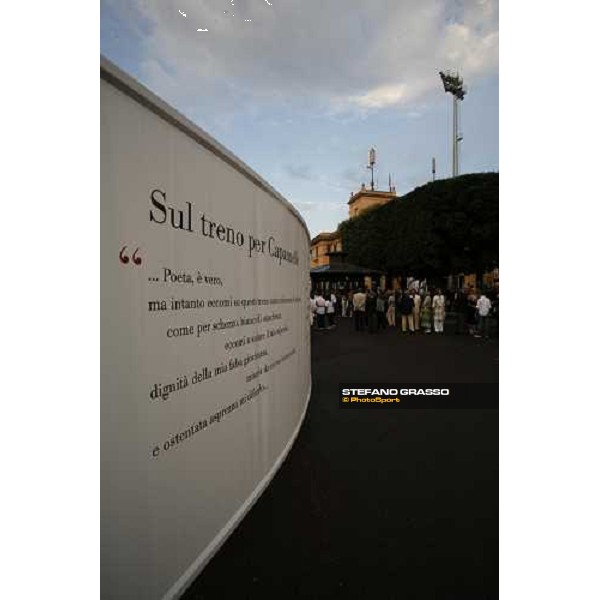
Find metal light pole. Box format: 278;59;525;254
367;147;376;191
452;93;458;176
439;71;466;177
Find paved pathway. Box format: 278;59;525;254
183;319;498;599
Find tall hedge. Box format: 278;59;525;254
338;172;498;278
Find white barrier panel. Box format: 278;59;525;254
101;58;311;600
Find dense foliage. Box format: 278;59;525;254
338;173;498;278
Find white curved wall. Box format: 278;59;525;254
101;58;311;600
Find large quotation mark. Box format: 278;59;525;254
119;246;142;266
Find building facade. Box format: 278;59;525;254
310;231;342;268
310;184;398;269
347;184;397;218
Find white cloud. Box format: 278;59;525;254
103;0;498;115
337;1;498;112
347;84;409;110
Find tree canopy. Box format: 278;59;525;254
338;173;498;279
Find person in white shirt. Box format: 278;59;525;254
314;291;327;329
325;298;335;328
475;293;492;338
309;293;316;327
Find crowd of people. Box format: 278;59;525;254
310;286;498;338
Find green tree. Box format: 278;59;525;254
338;173;498;280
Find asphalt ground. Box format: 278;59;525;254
183;317;499;599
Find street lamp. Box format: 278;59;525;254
439;70;467;177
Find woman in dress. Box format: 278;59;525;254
341;294;348;318
420;291;432;334
386;289;396;326
432;288;446;334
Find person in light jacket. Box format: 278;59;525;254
386;290;396;327
329;292;337;326
420;291;432;334
352;289;366;331
432;289;446;334
326;295;336;328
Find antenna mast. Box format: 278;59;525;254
367;147;376;191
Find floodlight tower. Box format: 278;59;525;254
439;70;467;177
367;147;376;191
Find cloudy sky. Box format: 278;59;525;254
101;0;498;237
